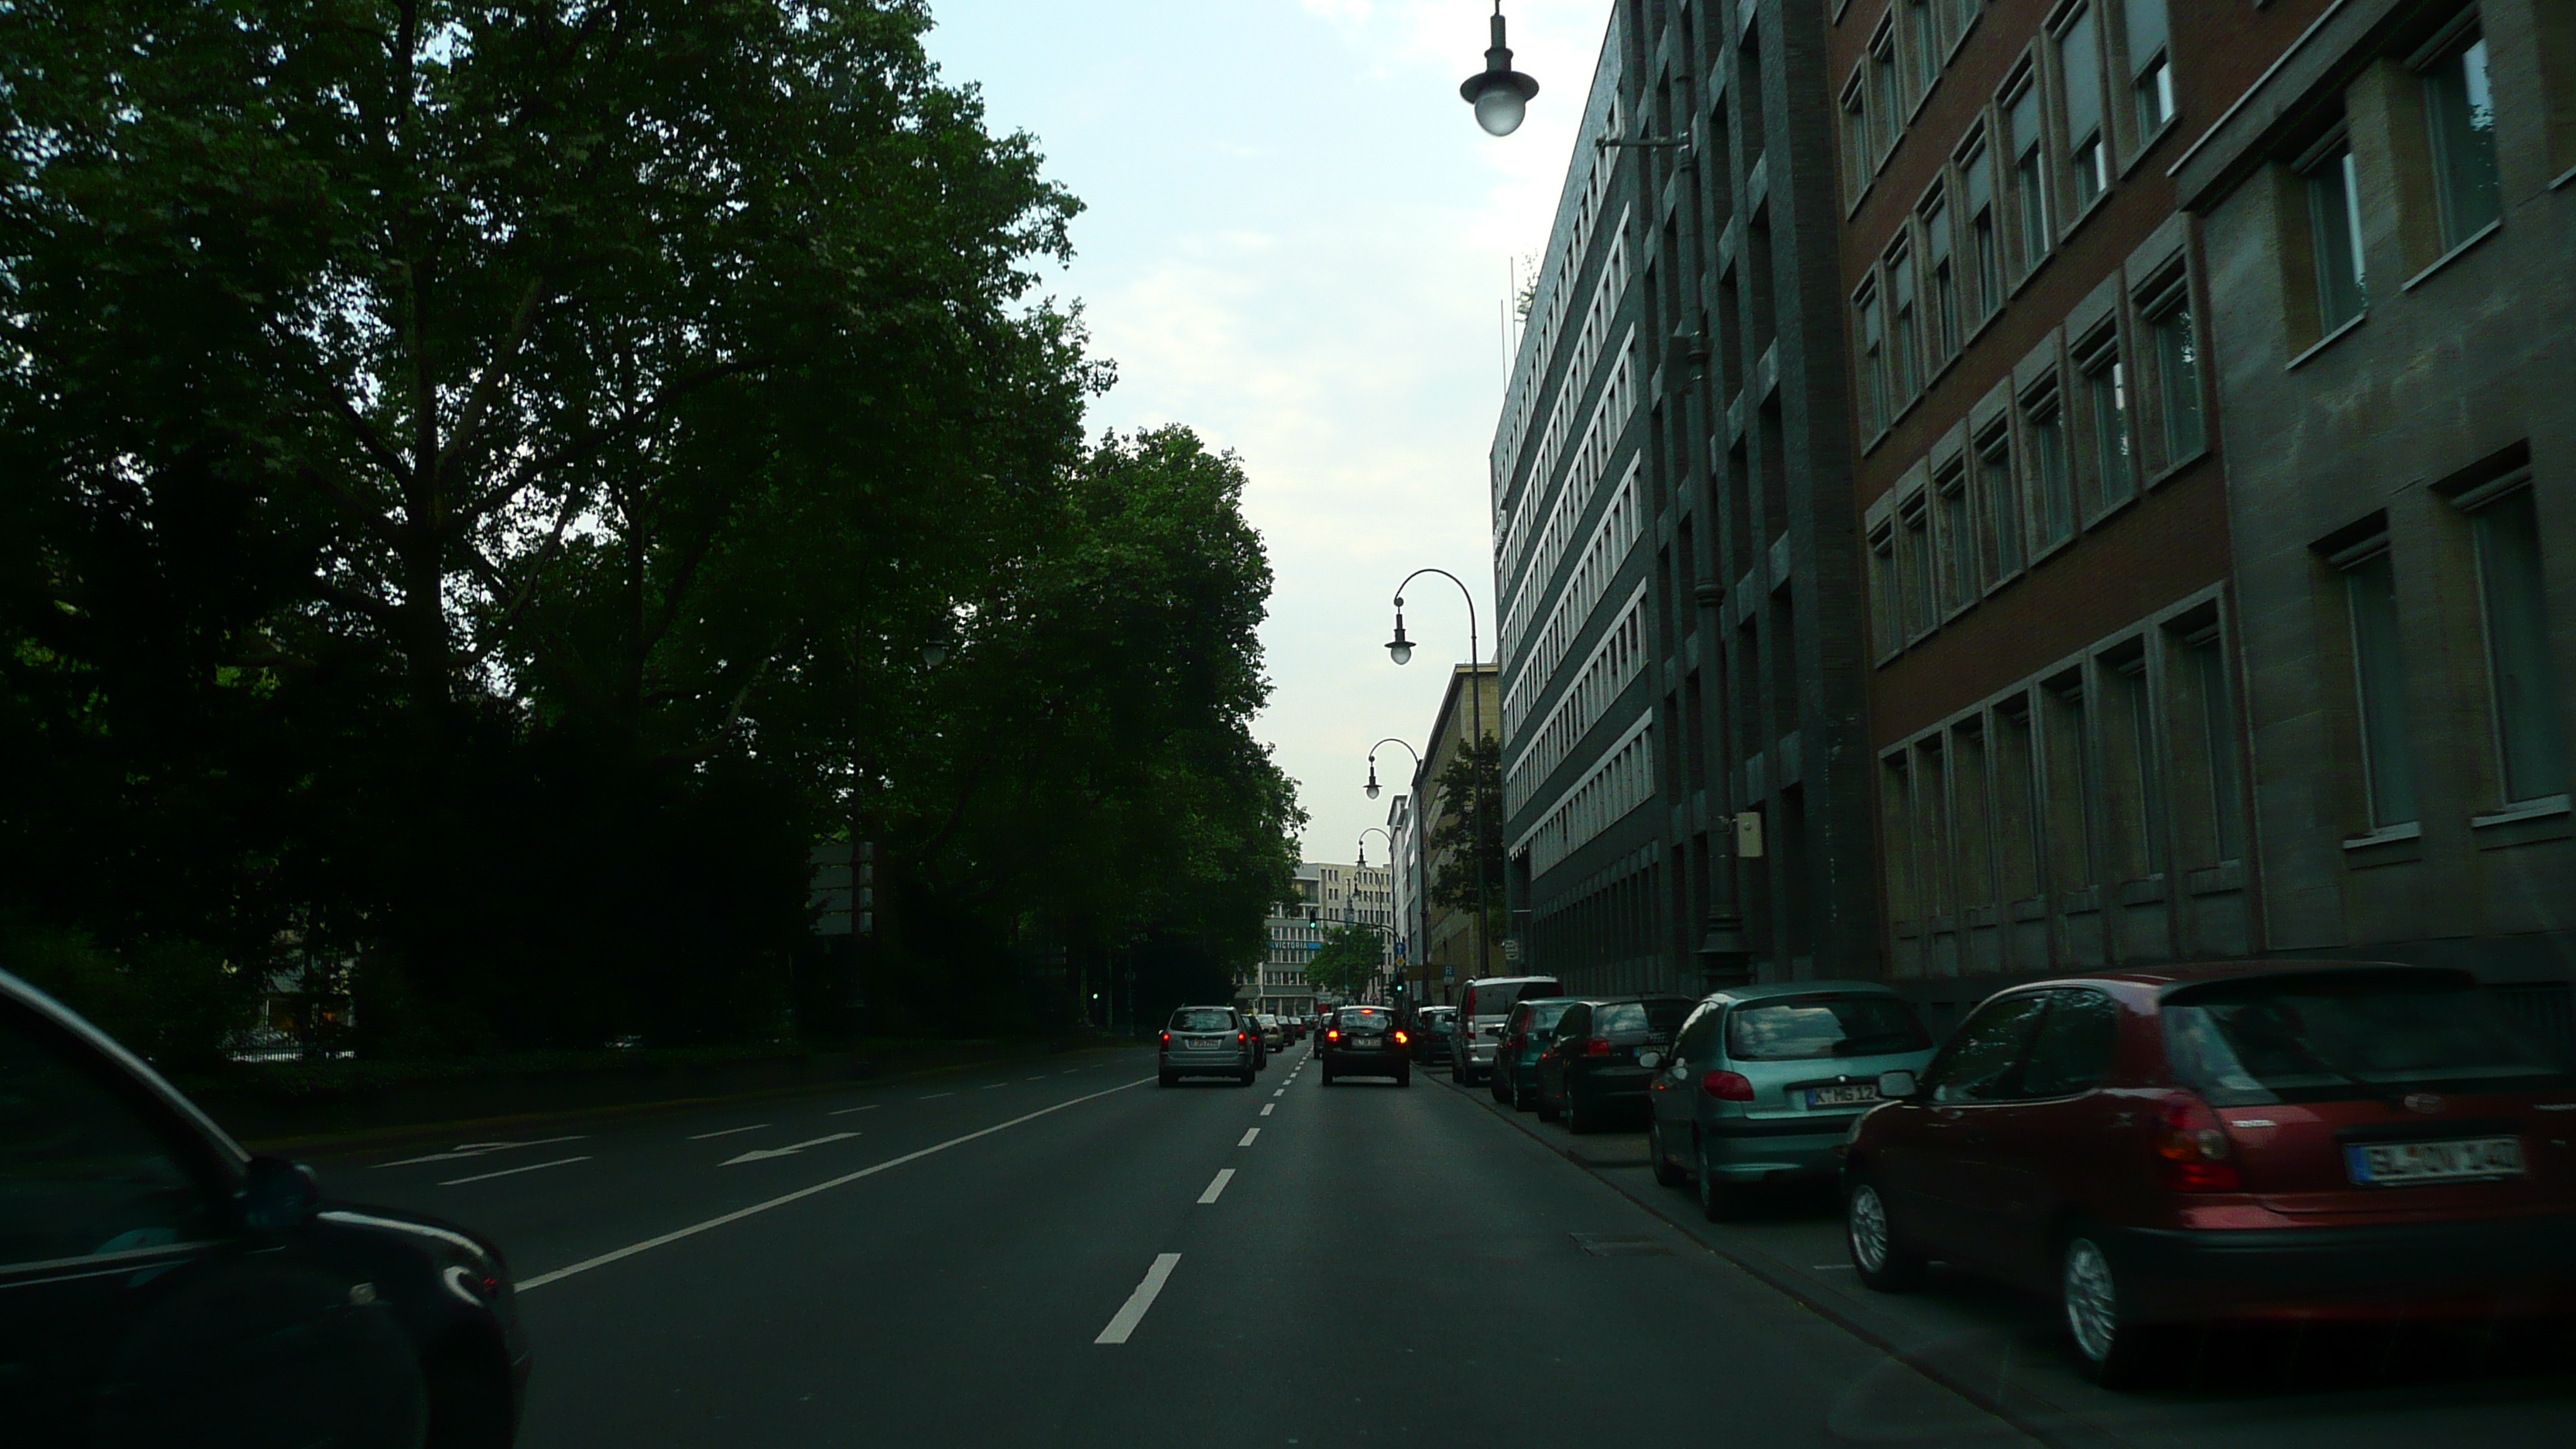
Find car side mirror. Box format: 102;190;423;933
1876;1070;1919;1101
1636;1050;1663;1070
238;1156;320;1232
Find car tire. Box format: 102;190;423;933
1238;1069;1256;1086
1158;1070;1177;1088
1321;1067;1335;1085
1649;1118;1687;1188
1534;1079;1560;1122
1694;1138;1740;1223
2060;1230;2175;1389
1564;1081;1596;1135
1396;1068;1412;1088
1489;1070;1511;1103
1844;1178;1927;1292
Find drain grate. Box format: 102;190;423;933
1571;1232;1670;1257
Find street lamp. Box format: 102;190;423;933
1461;2;1540;138
1383;567;1490;984
1363;737;1421;801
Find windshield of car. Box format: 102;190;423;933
1170;1009;1236;1033
2162;972;2569;1105
1725;997;1934;1061
1335;1011;1393;1032
1591;1001;1687;1035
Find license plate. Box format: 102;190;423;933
1351;1035;1382;1048
1804;1083;1879;1108
2345;1136;2525;1185
1188;1037;1221;1050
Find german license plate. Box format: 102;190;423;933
1188;1037;1221;1050
1804;1083;1879;1108
1351;1035;1382;1048
2346;1136;2525;1185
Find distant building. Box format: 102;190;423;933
1242;859;1392;1016
1419;663;1503;991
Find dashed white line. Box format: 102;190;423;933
687;1124;770;1140
1197;1169;1235;1204
981;1083;1010;1091
1238;1128;1260;1146
920;1091;954;1100
1026;1076;1048;1082
516;1077;1155;1293
1260;1104;1275;1116
1272;1089;1284;1098
379;1135;587;1169
1094;1253;1182;1344
440;1155;591;1187
828;1105;881;1116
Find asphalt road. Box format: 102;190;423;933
305;1043;2575;1449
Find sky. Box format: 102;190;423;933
921;0;1612;868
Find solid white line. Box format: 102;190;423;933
516;1077;1154;1293
379;1135;587;1168
828;1105;881;1116
687;1124;770;1140
920;1092;954;1100
1197;1169;1235;1204
1238;1128;1259;1146
1094;1253;1182;1344
1259;1104;1274;1116
439;1156;591;1187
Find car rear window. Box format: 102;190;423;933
2162;971;2569;1105
1725;996;1932;1061
1592;1001;1688;1034
1468;979;1562;1019
1336;1011;1393;1031
1516;1000;1574;1034
1170;1009;1235;1033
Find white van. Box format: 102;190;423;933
1450;975;1564;1084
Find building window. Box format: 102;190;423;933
2467;486;2568;803
1855;284;1889;437
1899;492;1935;639
1887;238;1922;406
1841;78;1873;205
1871;26;1903;160
2304;137;2367;331
1869;522;1899;656
1961;136;2001;323
2006;80;2050;274
2141;273;2204;464
1939;0;1979;57
2024;379;2074;549
2126;0;2174;134
1923;193;1958;362
1976;421;2022;579
1934;461;1974;615
1905;0;1942;104
2183;624;2245;862
2077;329;2135;514
2342;545;2419;829
2057;6;2110;207
2420;29;2501;250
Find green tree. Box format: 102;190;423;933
1302;924;1385;999
1423;738;1505;939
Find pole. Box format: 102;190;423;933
1392;569;1488;982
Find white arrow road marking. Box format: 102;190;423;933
517;1077;1152;1293
1197;1170;1235;1204
1238;1128;1260;1146
440;1156;591;1187
723;1132;860;1166
1260;1104;1274;1116
379;1136;587;1168
687;1124;769;1140
1095;1254;1182;1344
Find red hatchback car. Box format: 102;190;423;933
1841;963;2576;1386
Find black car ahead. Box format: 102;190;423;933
1534;994;1693;1133
1317;1005;1410;1086
0;968;529;1447
1409;1006;1457;1065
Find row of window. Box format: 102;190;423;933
1504;451;1645;722
1524;714;1656;879
1501;331;1639;665
1505;584;1649;818
1495;104;1621;502
1879;598;2244;933
1501;218;1632;581
1841;0;1985;205
1867;252;2205;658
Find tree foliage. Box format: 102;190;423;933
1300;923;1384;1000
1423;738;1503;932
0;1;1298;1057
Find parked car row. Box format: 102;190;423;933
1463;964;2576;1389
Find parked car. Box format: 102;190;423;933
1160;1005;1258;1086
1253;1014;1286;1053
1533;995;1692;1133
0;968;530;1447
1319;1005;1411;1086
1283;1016;1306;1043
1492;997;1582;1110
1645;981;1937;1221
1410;1006;1457;1064
1841;963;2576;1387
1450;975;1564;1085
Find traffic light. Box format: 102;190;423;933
1389;977;1408;999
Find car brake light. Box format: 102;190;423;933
1237;1031;1246;1043
1701;1070;1756;1101
1160;1031;1170;1046
1583;1036;1613;1056
2153;1094;2242;1191
1327;1029;1339;1041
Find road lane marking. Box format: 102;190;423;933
687;1124;770;1140
1197;1169;1235;1204
1238;1128;1259;1146
981;1082;1009;1090
379;1135;587;1169
1272;1089;1284;1098
920;1092;954;1100
828;1105;880;1116
440;1155;591;1187
1026;1076;1047;1081
1260;1104;1274;1116
1094;1253;1182;1344
516;1077;1155;1293
721;1131;860;1166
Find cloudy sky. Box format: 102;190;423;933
923;0;1611;867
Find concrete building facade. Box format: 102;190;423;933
1418;663;1503;994
1245;860;1394;1016
2172;0;2576;1023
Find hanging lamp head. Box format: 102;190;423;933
1461;2;1540;137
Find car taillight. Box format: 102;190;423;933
1701;1070;1756;1101
1395;1030;1410;1044
1583;1037;1613;1056
1160;1031;1170;1046
2153;1094;2242;1191
1237;1031;1246;1043
1327;1029;1339;1041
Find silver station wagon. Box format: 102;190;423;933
1159;1005;1256;1087
1643;981;1937;1220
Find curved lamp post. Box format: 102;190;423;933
1385;567;1490;982
1362;737;1423;800
1461;2;1540;137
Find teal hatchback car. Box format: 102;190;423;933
1643;982;1936;1220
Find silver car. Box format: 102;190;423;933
1159;1005;1256;1087
1448;975;1564;1084
1643;981;1937;1220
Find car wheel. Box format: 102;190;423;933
1694;1138;1738;1222
2060;1231;2174;1389
1534;1078;1560;1122
1238;1068;1255;1086
1564;1081;1596;1135
1511;1077;1534;1112
1489;1070;1511;1103
1845;1179;1926;1291
1649;1118;1687;1188
1396;1068;1412;1088
1321;1067;1335;1085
